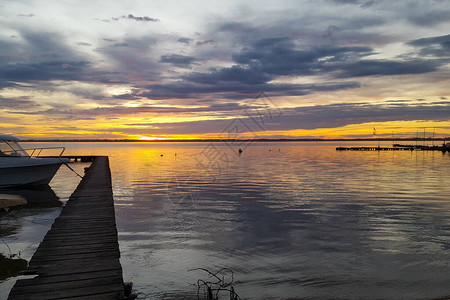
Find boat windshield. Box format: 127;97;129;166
0;140;29;157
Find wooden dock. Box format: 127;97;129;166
8;156;124;300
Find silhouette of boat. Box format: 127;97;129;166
0;134;69;187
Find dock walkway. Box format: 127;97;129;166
8;156;124;300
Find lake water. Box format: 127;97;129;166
1;142;450;299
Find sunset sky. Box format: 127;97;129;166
0;0;449;140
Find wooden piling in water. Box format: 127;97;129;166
8;156;124;300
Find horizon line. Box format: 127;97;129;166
19;137;450;142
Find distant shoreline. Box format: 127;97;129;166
21;138;449;143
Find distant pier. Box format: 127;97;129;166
336;144;450;152
8;156;124;300
336;146;411;151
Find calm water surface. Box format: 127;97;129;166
1;142;450;299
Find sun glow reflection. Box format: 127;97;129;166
135;135;168;141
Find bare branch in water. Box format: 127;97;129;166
188;268;241;300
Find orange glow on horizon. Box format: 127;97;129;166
5;119;450;141
135;135;168;141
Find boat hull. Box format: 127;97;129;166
0;159;66;188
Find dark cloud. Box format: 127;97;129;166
94;36;161;82
0;60;90;82
0;96;39;109
10;102;251;121
185;66;273;85
232;37;374;77
330;0;381;8
196;39;215;46
116;101;450;135
0;29;99;87
408;34;450;47
407;34;450;57
112;93;142;100
333;59;443;77
360;0;380;8
0;81;18;89
152;34;440;101
217;21;259;35
285;101;450;129
0;30;73;63
177;37;193;44
329;0;376;7
77;42;92;47
173;34;444;98
344;16;385;28
160;54;197;68
112;42;129;47
112;14;159;22
139;81;359;100
17;13;35;17
147;36;371;99
0;29;154;88
214;16;388;49
331;0;360;5
407;10;450;27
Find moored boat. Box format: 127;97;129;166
0;134;69;187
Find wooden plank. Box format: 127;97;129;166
43;223;118;230
8;156;124;300
43;232;118;240
29;251;121;264
9;283;123;300
31;246;120;258
25;260;121;277
41;236;119;245
10;276;123;294
30;249;120;260
14;269;124;287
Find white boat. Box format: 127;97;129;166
0;134;69;188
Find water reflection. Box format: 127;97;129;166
0;185;61;206
3;142;447;299
102;142;450;299
0;184;63;298
0;185;62;234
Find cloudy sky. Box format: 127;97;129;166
1;0;449;140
